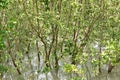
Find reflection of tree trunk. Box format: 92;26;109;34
98;44;102;73
84;63;91;80
71;45;78;64
54;26;59;73
51;70;60;80
108;58;120;73
26;42;35;79
45;73;48;80
36;40;40;68
54;52;58;73
108;64;114;73
26;43;33;69
98;57;101;73
45;55;50;67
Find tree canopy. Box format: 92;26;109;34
0;0;120;80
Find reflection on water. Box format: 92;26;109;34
92;65;120;80
3;54;120;80
92;71;120;80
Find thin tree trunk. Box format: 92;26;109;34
7;39;22;75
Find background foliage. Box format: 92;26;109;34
0;0;120;80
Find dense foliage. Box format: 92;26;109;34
0;0;120;80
